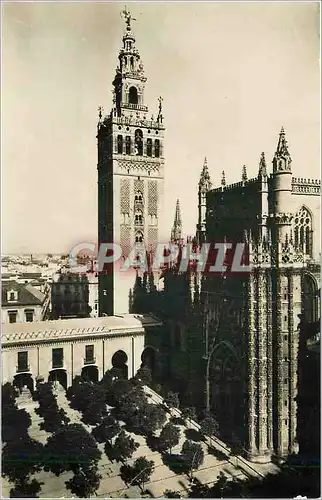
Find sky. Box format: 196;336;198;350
2;1;320;254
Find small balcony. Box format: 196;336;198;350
84;357;96;365
121;102;148;112
16;364;30;373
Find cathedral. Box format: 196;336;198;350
97;9;165;316
159;129;320;463
97;10;320;464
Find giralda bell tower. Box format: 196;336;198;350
97;8;165;316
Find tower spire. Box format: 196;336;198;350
258;152;267;177
171;199;182;243
273;126;292;172
242;165;247;182
197;158;212;245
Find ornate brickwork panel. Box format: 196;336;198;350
120;179;130;214
120;225;131;257
148;227;158;251
148;181;158;216
134;179;145;199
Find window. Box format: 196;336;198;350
52;348;64;369
85;345;95;364
135;232;143;243
293;206;313;256
25;310;34;322
285;419;288;425
8;311;17;323
117;135;123;154
154;139;160;158
7;290;18;302
94;303;98;311
129;86;138;105
135;191;143;202
284;378;288;384
147;138;152;157
130;56;134;69
135;212;143;225
17;351;28;372
125;136;131;155
284;400;287;406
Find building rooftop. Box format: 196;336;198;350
2;281;46;307
2;313;163;344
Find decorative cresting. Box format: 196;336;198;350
117;159;160;173
120;178;130;213
292;177;321;196
273;212;294;226
292;206;313;257
148;180;158;216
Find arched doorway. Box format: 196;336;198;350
111;350;128;379
48;369;67;390
141;347;157;377
13;373;34;394
302;274;319;324
82;365;99;383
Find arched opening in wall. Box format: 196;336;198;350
302;274;319;325
135;191;143;202
13;373;34;394
117;135;123;154
48;369;67;391
154;139;160;158
141;347;157;377
294;206;313;257
81;365;99;383
147;138;152;157
112;350;128;379
134;129;143;156
130;56;134;69
210;347;242;442
125;136;131;155
129;86;138;105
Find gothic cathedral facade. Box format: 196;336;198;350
97;12;165;315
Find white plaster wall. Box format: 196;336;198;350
2;332;145;386
1;306;43;324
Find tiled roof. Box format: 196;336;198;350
1;281;45;307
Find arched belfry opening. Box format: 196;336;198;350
112;350;128;379
129;86;138;105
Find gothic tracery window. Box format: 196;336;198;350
294;206;313;257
